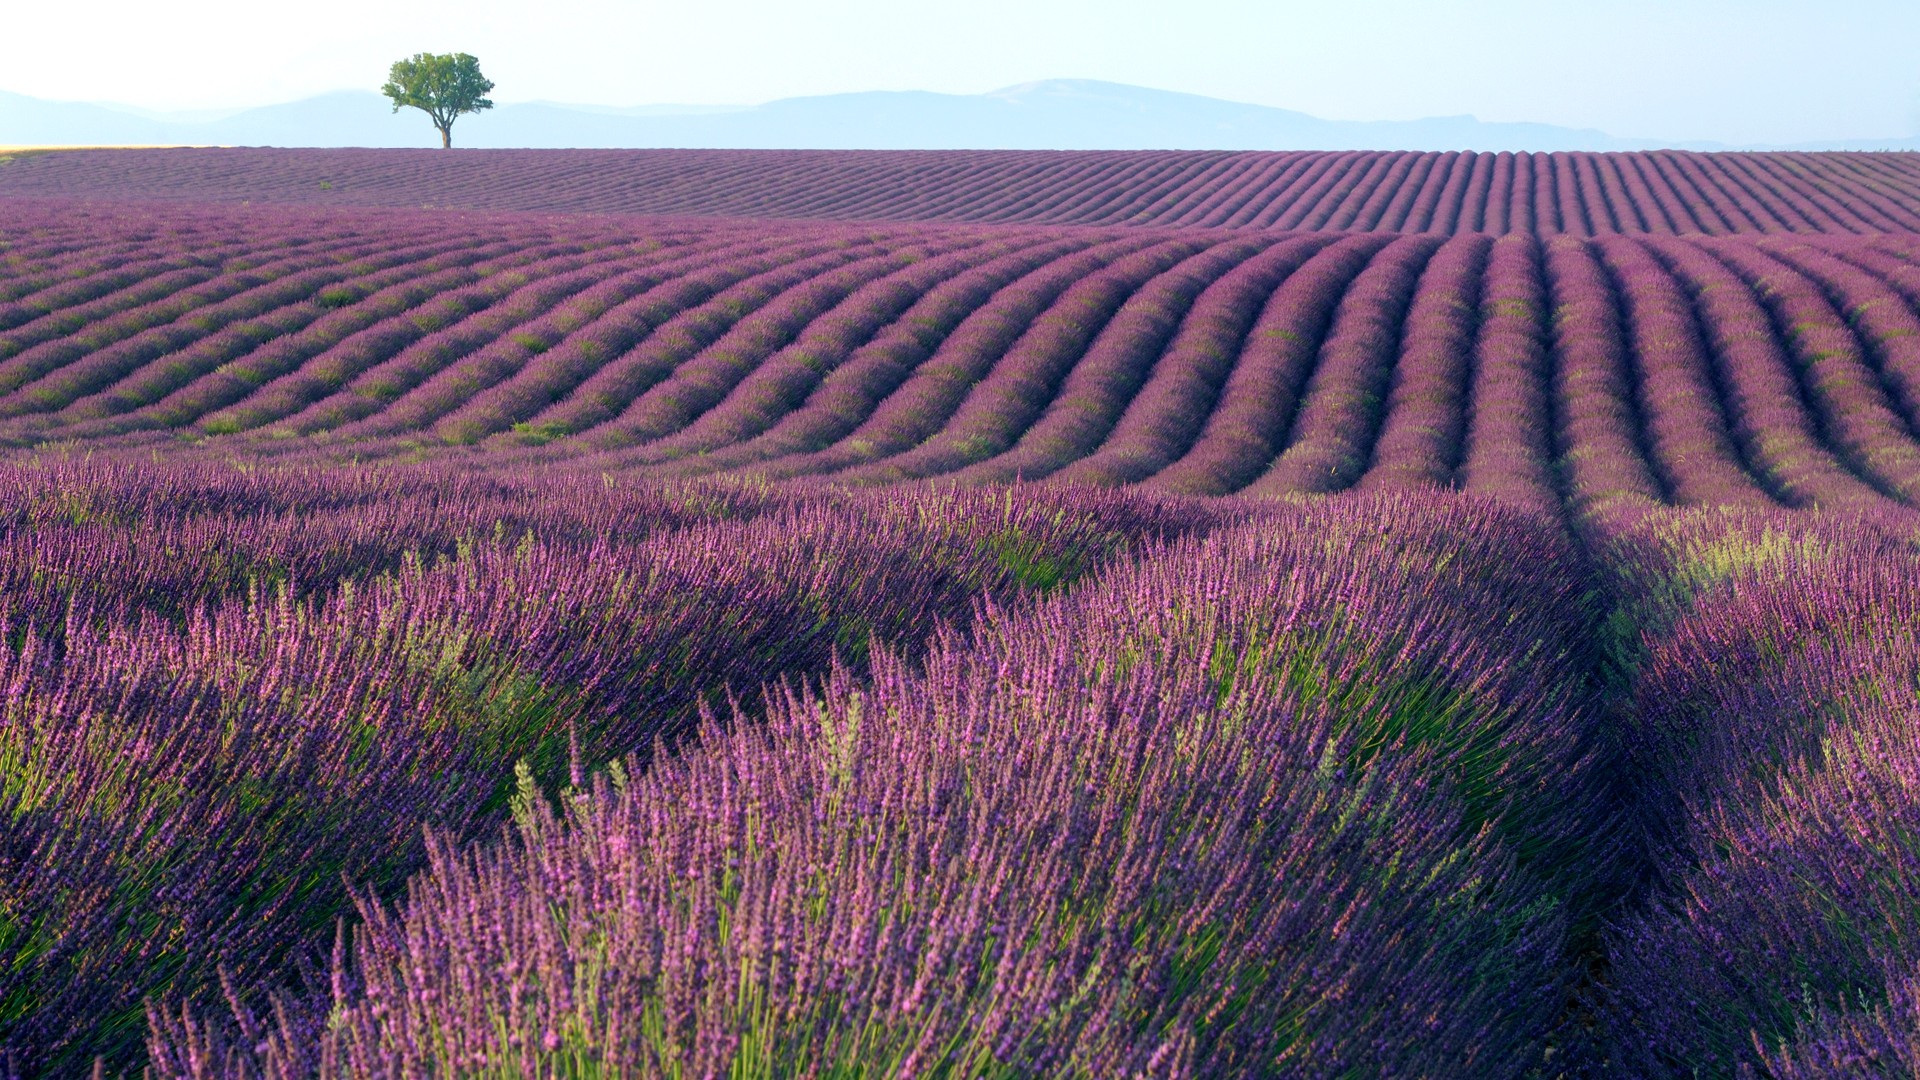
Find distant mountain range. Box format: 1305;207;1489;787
1;79;1913;153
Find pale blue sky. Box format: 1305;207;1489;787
6;0;1914;144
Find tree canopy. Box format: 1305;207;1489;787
381;52;494;149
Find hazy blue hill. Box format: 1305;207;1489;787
1;79;1905;151
199;91;420;148
0;90;182;145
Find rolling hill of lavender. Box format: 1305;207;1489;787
3;148;1920;1078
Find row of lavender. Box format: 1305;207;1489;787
0;460;1235;1075
8;149;1920;234
5;202;1920;514
78;473;1612;1077
1586;503;1920;1076
151;485;1920;1078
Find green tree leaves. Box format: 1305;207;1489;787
381;52;495;149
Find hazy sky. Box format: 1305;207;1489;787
5;0;1915;144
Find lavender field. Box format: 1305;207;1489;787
9;148;1920;233
2;149;1919;1077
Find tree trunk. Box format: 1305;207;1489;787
439;125;452;149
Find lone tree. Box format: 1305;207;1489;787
382;52;494;149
